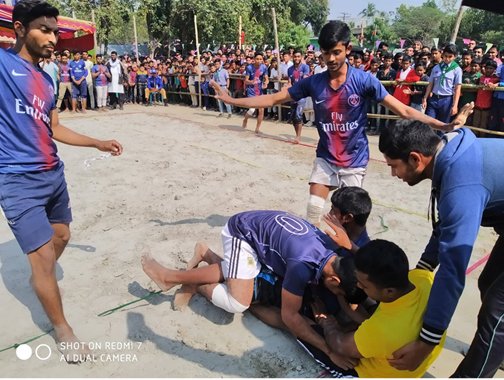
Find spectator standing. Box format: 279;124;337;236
488;46;502;66
107;51;126;110
403;63;429;111
82;51;95;110
193;58;201;107
188;63;198;108
68;49;87;114
213;59;232;118
56;53;72;112
423;44;463;123
473;60;499;134
473;46;484;59
91;54;110;112
200;75;210;111
39;56;58;101
426;47;442;76
128;65;137;104
235;62;246;114
178;66;190;106
314;55;327;74
242;52;269;132
458;58;482;124
280;51;293;122
267;58;279;121
391;53;402;72
461;51;473;72
136;63;148;105
376;52;397;132
288;50;309;143
393;55;419;105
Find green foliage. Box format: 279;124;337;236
364;18;397;46
359;3;377;18
392;2;444;44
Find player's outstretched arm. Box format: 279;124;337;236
50;110;123;156
211;80;291;108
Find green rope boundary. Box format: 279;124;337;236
0;290;162;354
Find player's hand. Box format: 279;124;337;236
447;102;474;131
402;88;412;95
323;214;352;251
388;340;435;371
211;80;228;101
311;298;328;321
328;351;358;370
97;140;123;156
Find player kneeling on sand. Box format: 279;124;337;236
141;194;370;367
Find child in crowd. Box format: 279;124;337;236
393;55;419;105
136;64;148;105
473;60;499;135
403;63;429;111
458;58;483;125
354;54;362;70
200;75;210;111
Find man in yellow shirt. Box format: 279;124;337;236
299;239;445;378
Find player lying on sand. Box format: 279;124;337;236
142;194;369;368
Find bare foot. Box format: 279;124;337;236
187;242;208;270
255;128;261;134
81;110;87;114
70;111;76;114
173;284;197;311
141;252;176;292
292;137;301;144
55;326;92;364
242;119;247;129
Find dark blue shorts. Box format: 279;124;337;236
72;81;87;99
0;162;73;254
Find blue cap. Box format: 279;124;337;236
150;69;157;74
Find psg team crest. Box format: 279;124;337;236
348;94;361;107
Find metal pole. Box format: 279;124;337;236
451;4;465;43
133;15;139;64
272;7;281;122
91;10;98;56
238;16;242;50
194;15;202;108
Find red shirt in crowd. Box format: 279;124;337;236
393;68;420;105
476;75;499;109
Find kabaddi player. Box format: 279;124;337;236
142;209;365;369
211;20;471;227
0;0;123;362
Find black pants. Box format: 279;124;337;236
452;234;504;378
109;92;124;108
298;325;359;378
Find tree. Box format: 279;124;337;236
304;0;329;36
359;3;377;18
392;2;444;44
364;18;397;48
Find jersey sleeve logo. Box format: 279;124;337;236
348;94;361;107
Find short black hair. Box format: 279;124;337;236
111;51;118;55
379;120;441;162
72;49;80;55
415;62;426;69
331;187;372;227
370;57;380;65
293;49;302;56
443;44;458;55
378;42;389;49
332;256;367;304
431;47;439;53
401;54;411;62
394;52;402;60
354;54;362;60
214;59;221;64
355;240;410;290
96;54;102;58
418;51;430;59
13;0;59;33
318;20;351;51
254;51;264;58
462;50;474;58
486;60;498;69
60;52;68;58
383;52;393;60
474;45;484;52
282;50;291;56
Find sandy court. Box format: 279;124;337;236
0;104;502;377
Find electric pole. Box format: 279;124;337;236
341;12;350;22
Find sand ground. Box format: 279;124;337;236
0;104;502;378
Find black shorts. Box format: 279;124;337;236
253;269;283;307
297;325;359;378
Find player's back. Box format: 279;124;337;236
226;210;337;279
0;48;59;173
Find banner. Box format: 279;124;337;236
432;38;439;48
486;43;493;53
309;44;314;50
376;40;382;49
400;39;406;49
280;45;284;50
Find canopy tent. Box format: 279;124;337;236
461;0;504;15
0;3;96;51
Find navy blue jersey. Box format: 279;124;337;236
0;48;59;173
227;211;338;296
288;64;388;168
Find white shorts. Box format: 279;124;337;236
221;223;261;280
309;157;366;188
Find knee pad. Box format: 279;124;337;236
247;108;256;116
307;194;326;224
211;283;249;314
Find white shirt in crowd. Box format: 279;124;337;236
39;60;58;95
85;59;93;82
280;61;293;78
270;67;279;91
314;65;327;75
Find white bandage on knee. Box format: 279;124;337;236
211;283;249;314
247;108;256;116
307;194;326;224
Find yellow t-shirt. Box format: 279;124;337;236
354;269;445;378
